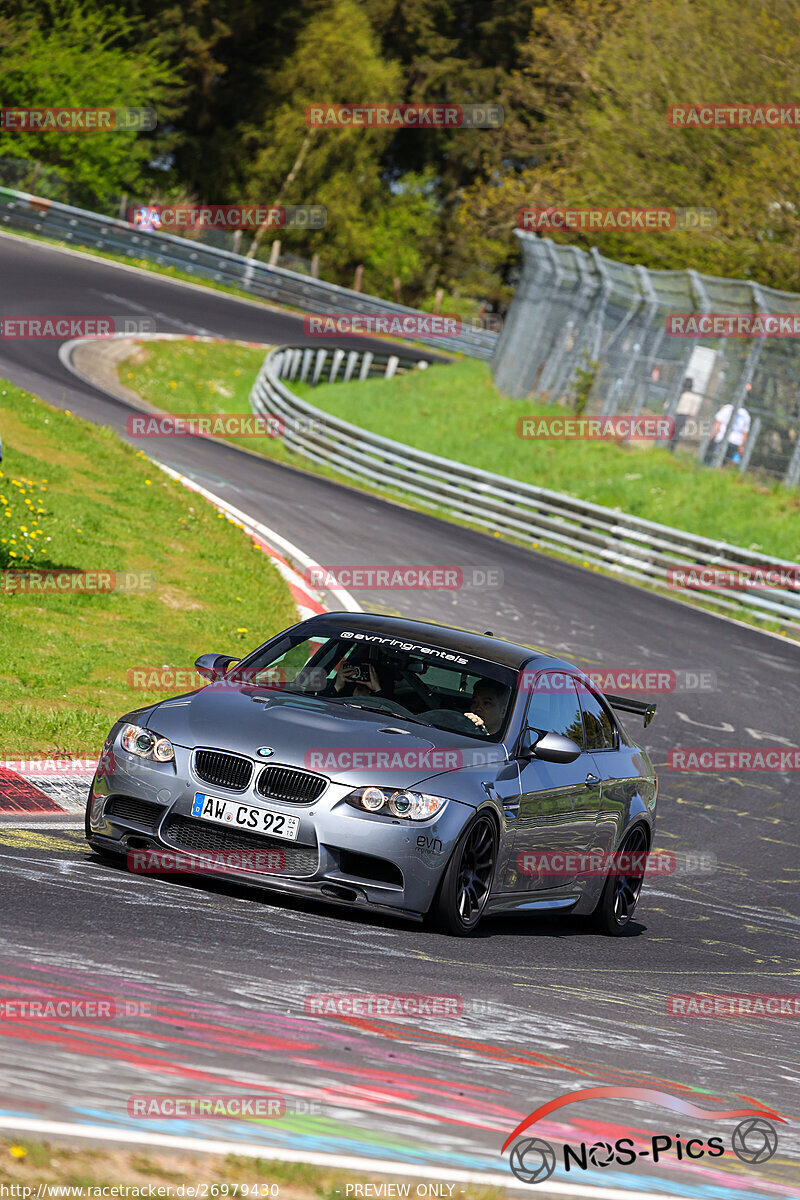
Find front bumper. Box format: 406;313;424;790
87;742;472;917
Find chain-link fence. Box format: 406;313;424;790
493;231;800;485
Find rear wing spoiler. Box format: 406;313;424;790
606;693;657;728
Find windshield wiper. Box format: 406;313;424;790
339;701;433;728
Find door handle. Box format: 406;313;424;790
585;773;600;788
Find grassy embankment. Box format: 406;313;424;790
122;340;799;561
0;383;295;755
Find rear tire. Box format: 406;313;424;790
590;824;649;935
431;812;497;936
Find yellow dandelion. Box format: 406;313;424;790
9;1145;26;1159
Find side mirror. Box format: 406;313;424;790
194;653;240;681
520;728;582;763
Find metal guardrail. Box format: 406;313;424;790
250;344;800;629
0;187;496;360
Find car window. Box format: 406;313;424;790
525;672;585;748
576;682;618;751
232;629;517;740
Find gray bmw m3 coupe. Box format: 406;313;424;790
86;612;658;935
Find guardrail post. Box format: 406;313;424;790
311;350;328;385
740;415;760;473
343;350;359;382
359;352;374;380
783;432;800;487
329;349;345;381
299;348;314;382
385;355;400;379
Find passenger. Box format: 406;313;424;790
332;657;393;699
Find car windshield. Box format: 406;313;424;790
229;629;518;741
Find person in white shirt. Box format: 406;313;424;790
133;204;162;232
706;402;751;465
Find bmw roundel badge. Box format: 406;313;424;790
256;746;274;758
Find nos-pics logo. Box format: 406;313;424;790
502;1086;784;1184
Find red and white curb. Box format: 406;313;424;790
1;465;359;818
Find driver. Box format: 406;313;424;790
464;679;507;736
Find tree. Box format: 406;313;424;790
241;0;403;280
550;0;800;289
0;0;180;209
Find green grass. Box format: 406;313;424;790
0;382;296;755
293;358;800;561
1;1140;514;1200
121;338;387;482
124;339;799;562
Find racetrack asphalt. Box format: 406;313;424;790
0;231;798;1199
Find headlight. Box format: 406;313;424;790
345;787;447;821
120;723;174;762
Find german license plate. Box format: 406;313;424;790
191;792;300;841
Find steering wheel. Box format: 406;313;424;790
419;708;489;736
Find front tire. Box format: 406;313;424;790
431;812;497;936
84;785;123;861
590;824;649;935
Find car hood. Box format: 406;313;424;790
146;687;506;788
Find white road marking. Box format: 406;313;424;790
0;1117;687;1199
0;821;83;830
